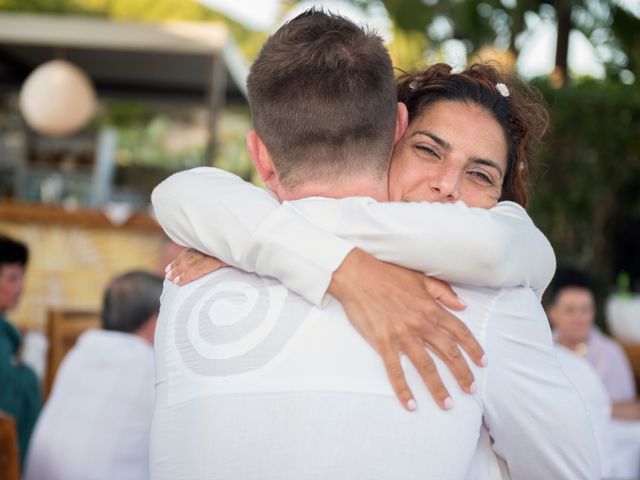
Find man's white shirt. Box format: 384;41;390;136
25;330;155;480
150;168;601;479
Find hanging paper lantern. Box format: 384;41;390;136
19;59;97;137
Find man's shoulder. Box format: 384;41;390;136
590;328;625;355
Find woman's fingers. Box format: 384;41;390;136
378;344;417;412
329;250;485;410
431;302;487;368
165;248;227;285
423;276;466;311
401;336;453;410
173;257;226;285
165;248;200;280
419;320;476;395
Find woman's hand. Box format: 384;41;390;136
329;249;486;412
165;248;227;285
166;247;485;412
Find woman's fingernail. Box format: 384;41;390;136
459;298;467;307
407;399;417;411
164;264;171;273
174;275;181;284
481;355;488;367
469;382;477;394
443;397;454;410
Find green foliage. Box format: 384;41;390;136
381;0;640;80
529;78;640;294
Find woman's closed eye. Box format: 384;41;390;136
415;144;442;159
467;170;495;186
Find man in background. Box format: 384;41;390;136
24;270;162;480
548;267;640;478
0;234;40;468
548;266;636;404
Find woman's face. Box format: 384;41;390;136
389;100;509;209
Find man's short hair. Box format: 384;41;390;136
545;267;595;306
102;271;163;333
0;234;28;269
247;8;397;187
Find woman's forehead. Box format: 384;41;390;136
410;101;508;164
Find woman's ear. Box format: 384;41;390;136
246;130;275;183
394;102;409;145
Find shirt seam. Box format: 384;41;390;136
479;287;505;410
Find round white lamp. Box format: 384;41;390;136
19;59;97;137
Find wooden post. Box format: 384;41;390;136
0;412;20;480
553;0;572;87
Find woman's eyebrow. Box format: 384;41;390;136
470;156;504;177
412;130;451;151
412;131;505;177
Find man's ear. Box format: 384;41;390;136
394;102;409;146
247;130;276;183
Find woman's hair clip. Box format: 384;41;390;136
496;82;510;97
409;79;421;91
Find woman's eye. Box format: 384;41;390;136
415;145;440;158
468;171;493;185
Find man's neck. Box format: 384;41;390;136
279;175;389;202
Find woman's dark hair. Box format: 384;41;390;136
396;63;549;208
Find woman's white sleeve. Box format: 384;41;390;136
275;197;556;298
151;167;355;307
152;167;555;306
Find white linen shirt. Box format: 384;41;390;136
150;168;600;479
24;329;155;480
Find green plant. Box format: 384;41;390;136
530;78;640;306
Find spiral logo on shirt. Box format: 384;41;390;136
174;270;312;376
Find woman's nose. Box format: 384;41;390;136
429;167;461;201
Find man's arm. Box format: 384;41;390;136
482;290;601;479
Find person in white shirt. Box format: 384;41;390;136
150;10;600;480
548;267;637;404
24;271;163;480
554;343;640;479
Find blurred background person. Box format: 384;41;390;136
0;233;40;468
24;270;162;480
547;266;637;405
548;266;640;478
